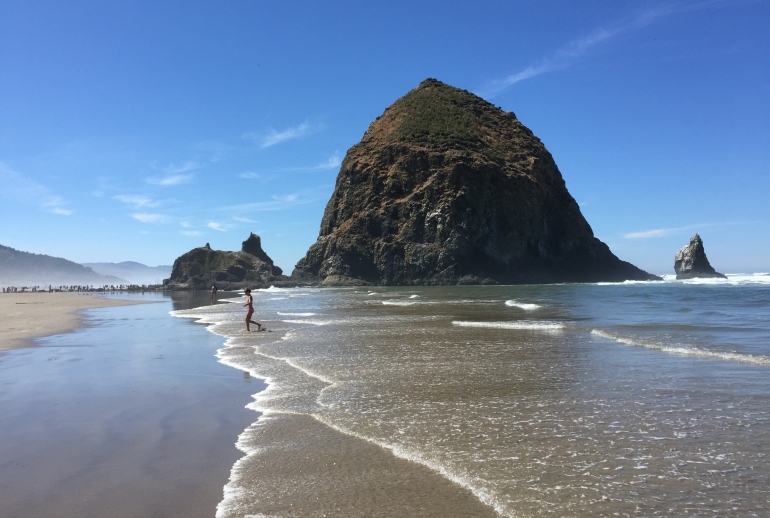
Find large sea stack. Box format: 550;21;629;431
674;234;726;279
164;233;292;289
293;79;659;286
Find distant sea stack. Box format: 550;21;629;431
164;233;293;289
292;79;659;286
674;234;726;279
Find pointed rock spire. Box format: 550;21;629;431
674;234;726;279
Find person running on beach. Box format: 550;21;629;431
243;288;262;332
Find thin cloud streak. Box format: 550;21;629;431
243;122;313;149
624;220;749;239
147;174;194;186
132;213;168;224
219;188;323;213
478;1;726;98
207;221;230;232
315;154;341;170
0;161;72;215
163;161;201;174
115;194;158;208
261;123;310;148
239;154;341;179
625;227;693;239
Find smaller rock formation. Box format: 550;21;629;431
674;234;726;279
163;233;295;289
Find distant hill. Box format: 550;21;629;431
82;261;171;285
0;244;126;287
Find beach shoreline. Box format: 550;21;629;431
0;293;261;518
0;292;153;351
175;291;501;517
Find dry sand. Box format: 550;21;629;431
0;292;151;351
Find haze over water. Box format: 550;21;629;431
176;275;770;517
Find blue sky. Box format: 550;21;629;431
1;0;768;275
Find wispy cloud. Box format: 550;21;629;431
147;173;194;186
274;194;298;203
243;122;313;149
624;226;695;239
240;154;341;179
163;161;201;175
0;161;72;215
478;1;725;98
219;188;324;213
194;141;233;163
315;153;341;170
233;216;256;223
207;221;230;232
132;213;168;224
180;230;202;237
146;161;200;186
624;220;747;239
115;194;159;208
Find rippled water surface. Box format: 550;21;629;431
176;274;770;517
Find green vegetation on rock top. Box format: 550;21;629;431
393;80;483;148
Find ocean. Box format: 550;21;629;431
174;273;770;517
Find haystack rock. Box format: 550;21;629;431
164;233;293;289
674;234;726;279
292;79;659;286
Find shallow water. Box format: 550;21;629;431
176;275;770;517
0;293;259;518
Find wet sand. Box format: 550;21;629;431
222;413;498;517
1;292;499;517
0;292;149;351
0;294;259;518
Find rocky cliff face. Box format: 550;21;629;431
293;79;659;285
674;234;726;279
164;233;292;289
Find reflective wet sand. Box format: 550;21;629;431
221;413;496;517
0;292;149;351
0;294;257;518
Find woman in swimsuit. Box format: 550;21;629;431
244;288;262;332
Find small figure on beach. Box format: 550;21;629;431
243;288;262;332
211;284;218;303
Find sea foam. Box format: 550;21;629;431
505;300;541;310
591;329;770;366
381;300;418;306
453;320;565;331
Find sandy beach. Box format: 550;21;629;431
0;292;150;351
1;292;502;517
0;293;260;518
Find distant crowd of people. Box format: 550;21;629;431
2;284;156;293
